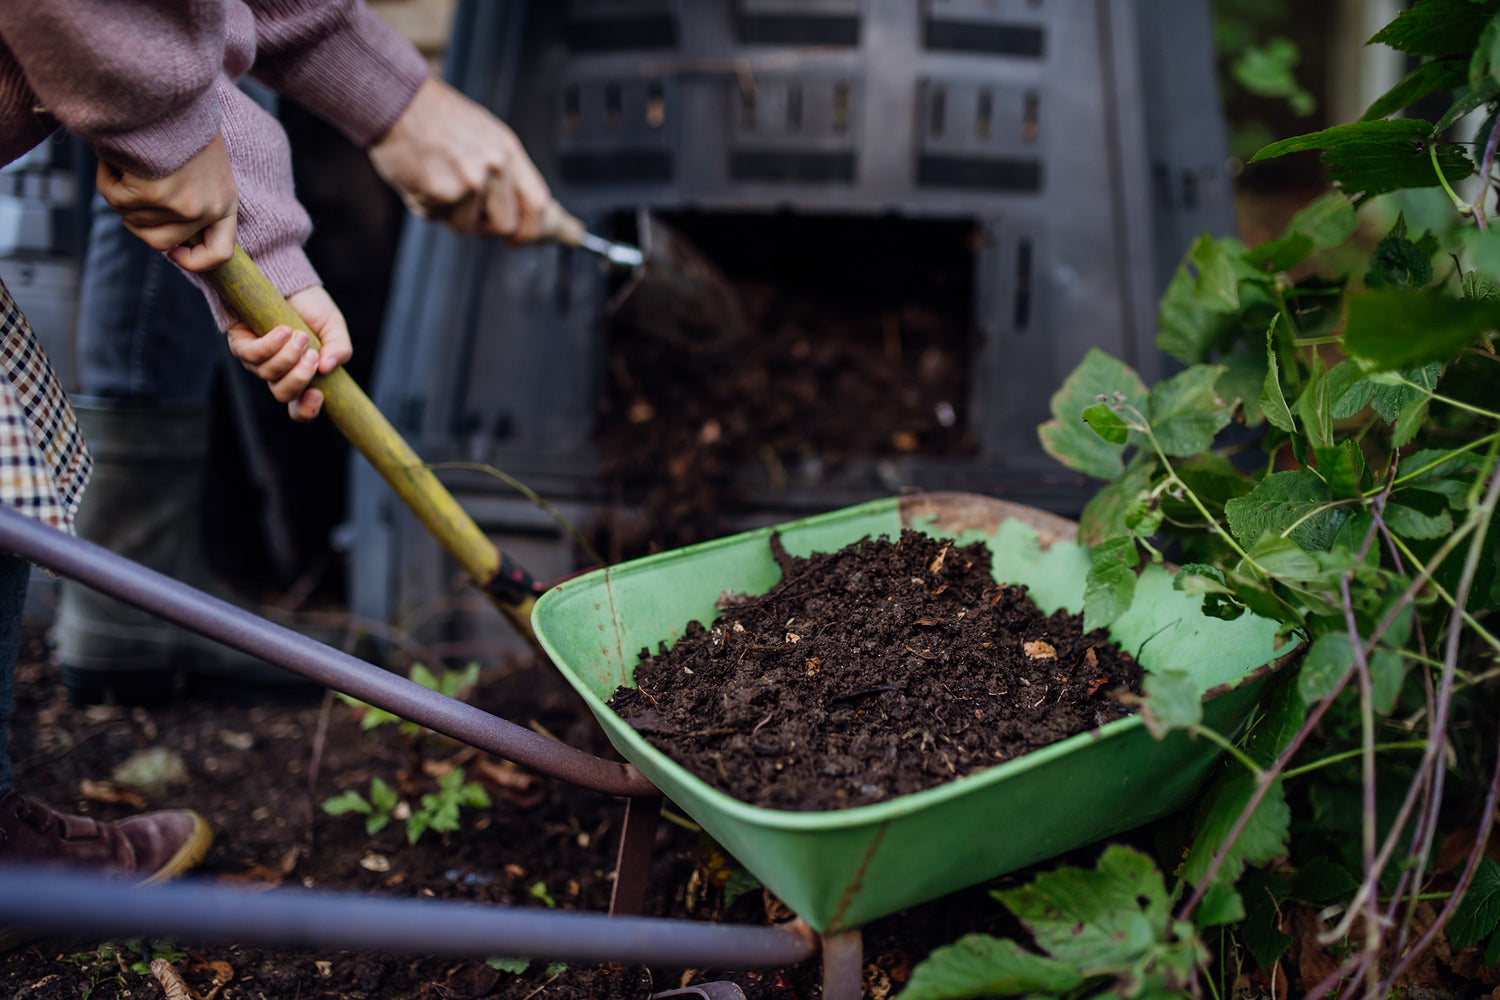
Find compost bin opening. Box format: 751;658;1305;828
591;210;980;561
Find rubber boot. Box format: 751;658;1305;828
53;404;322;704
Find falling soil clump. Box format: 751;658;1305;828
609;529;1144;811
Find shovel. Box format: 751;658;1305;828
199;244;545;647
540;203;750;345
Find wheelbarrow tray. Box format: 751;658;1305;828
532;493;1292;934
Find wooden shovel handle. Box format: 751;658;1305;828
201;243;542;644
539;200;588;248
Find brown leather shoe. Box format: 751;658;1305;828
0;790;212;883
0;790;212;951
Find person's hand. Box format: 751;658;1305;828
224;286;352;422
95;132;238;272
368;76;551;242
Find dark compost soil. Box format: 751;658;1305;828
610;530;1143;812
591;214;978;561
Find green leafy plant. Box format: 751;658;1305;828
908;2;1500;997
322;776;400;835
407;766;492;845
903;847;1204;1000
323;767;490;845
64;939;187;998
527;880;558;908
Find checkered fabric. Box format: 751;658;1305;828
0;278;91;533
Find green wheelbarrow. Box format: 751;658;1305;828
533;492;1297;943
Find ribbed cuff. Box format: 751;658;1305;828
192;78;320;331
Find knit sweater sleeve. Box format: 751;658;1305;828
245;0;430;147
189;77;320;329
0;0;226;178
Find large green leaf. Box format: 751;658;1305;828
1314;440;1367;498
1140;667;1203;738
1240;869;1293;970
1224;470;1349;551
1451;858;1500;950
997;845;1170;968
1364;58;1470;120
1233;37;1316;116
1297;632;1355;704
900;934;1086;1000
1369;0;1498;58
1181;771;1290;900
1345;290;1500;369
1370;646;1408;714
1434;76;1500;134
1190;233;1240;311
1368;363;1443;423
1472;9;1500;87
1156;256;1240;364
1147;364;1233;456
1261;330;1297;433
1084;536;1139;632
1078;453;1155;546
1038;349;1149;480
1364;213;1437;289
1218;349;1269;426
1385;488;1455;539
1293;358;1335;449
1250;120;1473;201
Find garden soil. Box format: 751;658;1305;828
610;530;1143;811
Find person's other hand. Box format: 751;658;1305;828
224;286;352;422
95;132;238;272
368;76;551;242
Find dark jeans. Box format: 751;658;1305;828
0;552;34;797
76;196;222;405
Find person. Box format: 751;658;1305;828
0;1;552;887
58;50;555;705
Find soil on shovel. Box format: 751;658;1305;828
609;530;1144;811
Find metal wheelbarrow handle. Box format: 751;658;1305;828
200;244;543;643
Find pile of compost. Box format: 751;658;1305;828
592;213;978;560
608;529;1144;811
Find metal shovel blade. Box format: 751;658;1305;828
608;209;750;347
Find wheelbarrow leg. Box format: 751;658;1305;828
609;794;663;916
821;929;863;1000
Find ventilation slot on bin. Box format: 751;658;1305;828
565;0;679;52
922;0;1045;57
736;0;860;46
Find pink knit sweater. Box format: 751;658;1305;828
0;0;429;325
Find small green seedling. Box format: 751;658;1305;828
528;881;557;908
338;662;480;733
406;766;491;845
322;776;400;835
324;766;490;845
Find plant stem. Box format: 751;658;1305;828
1433;141;1474;218
1386;431;1500;490
1385;534;1500;654
1280;740;1426;780
1383;378;1500;423
1190;724;1262;777
1470;111;1500;233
